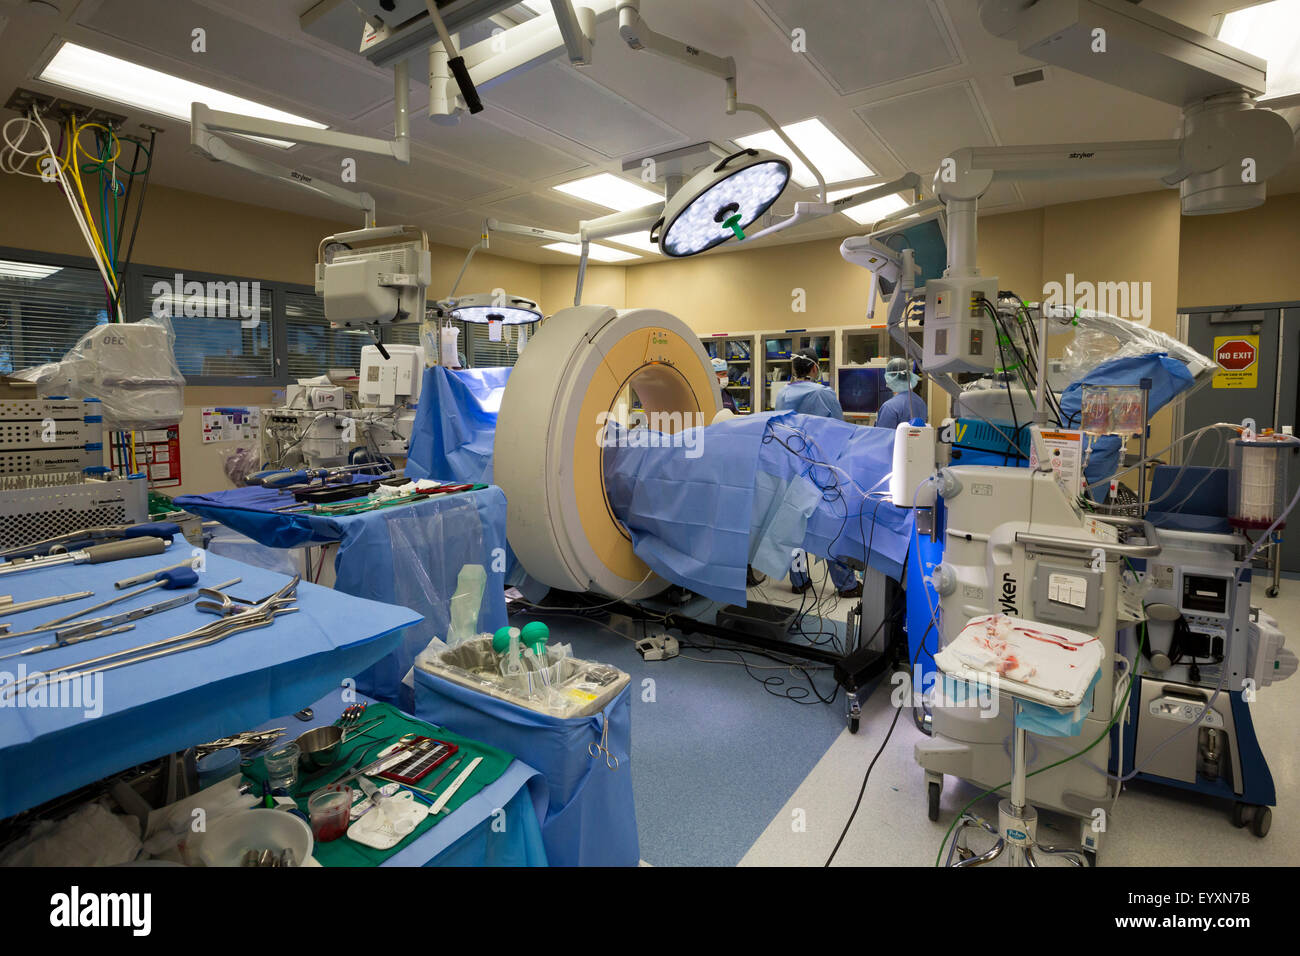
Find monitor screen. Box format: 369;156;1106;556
838;367;888;415
877;218;947;290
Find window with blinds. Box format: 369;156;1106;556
0;260;111;374
284;290;370;379
142;273;273;380
465;321;524;368
391;311;468;366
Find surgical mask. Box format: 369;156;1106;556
717;374;729;388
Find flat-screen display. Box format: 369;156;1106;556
838;366;888;415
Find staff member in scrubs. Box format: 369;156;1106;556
875;357;927;430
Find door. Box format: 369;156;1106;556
1180;306;1300;571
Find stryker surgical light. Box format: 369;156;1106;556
448;292;542;325
653;148;791;257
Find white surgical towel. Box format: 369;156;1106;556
935;614;1104;709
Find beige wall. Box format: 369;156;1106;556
622;235;876;333
1179;191;1300;308
539;264;627;313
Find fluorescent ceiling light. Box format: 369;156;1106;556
605;231;662;255
542;242;640;262
735;118;873;188
0;260;61;280
1218;0;1300;99
552;173;663;211
827;189;909;226
38;42;328;149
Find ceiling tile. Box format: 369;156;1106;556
486;192;597;229
854;80;996;173
78;0;390;119
756;0;960;95
401;108;589;180
485;59;684;159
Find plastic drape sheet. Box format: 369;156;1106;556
175;485;510;703
413;669;638;866
603;411;914;605
603;413;770;604
406;366;511;484
331;494;509;704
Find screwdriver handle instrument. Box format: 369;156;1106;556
115;558;197;590
40;568;200;629
0;522;181;561
0;577;241;643
0;538;167;578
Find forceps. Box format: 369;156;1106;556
588;715;619;770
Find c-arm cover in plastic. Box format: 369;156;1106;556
1039;305;1216;383
14;318;185;430
406;366;510;484
602;410;914;606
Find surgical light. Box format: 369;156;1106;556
542;241;640;262
552;173;664;211
735;118;872;188
38;42;328;149
827;189;909;226
448;292;542;325
654;148;790;257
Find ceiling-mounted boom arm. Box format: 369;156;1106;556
191;58;413;226
615;0;828;205
486;202;661;306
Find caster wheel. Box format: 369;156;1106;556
1231;802;1250;828
1267;586;1280;598
928;781;941;822
1251;806;1272;838
848;715;860;734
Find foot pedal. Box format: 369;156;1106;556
636;635;679;661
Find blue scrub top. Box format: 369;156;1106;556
875;390;927;431
776;380;844;420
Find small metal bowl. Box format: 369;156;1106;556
295;725;343;772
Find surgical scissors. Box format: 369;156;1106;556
588;715;619;770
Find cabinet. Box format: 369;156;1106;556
757;328;839;411
699;333;758;413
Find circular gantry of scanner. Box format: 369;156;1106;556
495;306;723;599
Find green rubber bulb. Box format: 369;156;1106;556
519;620;550;654
492;626;520;654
